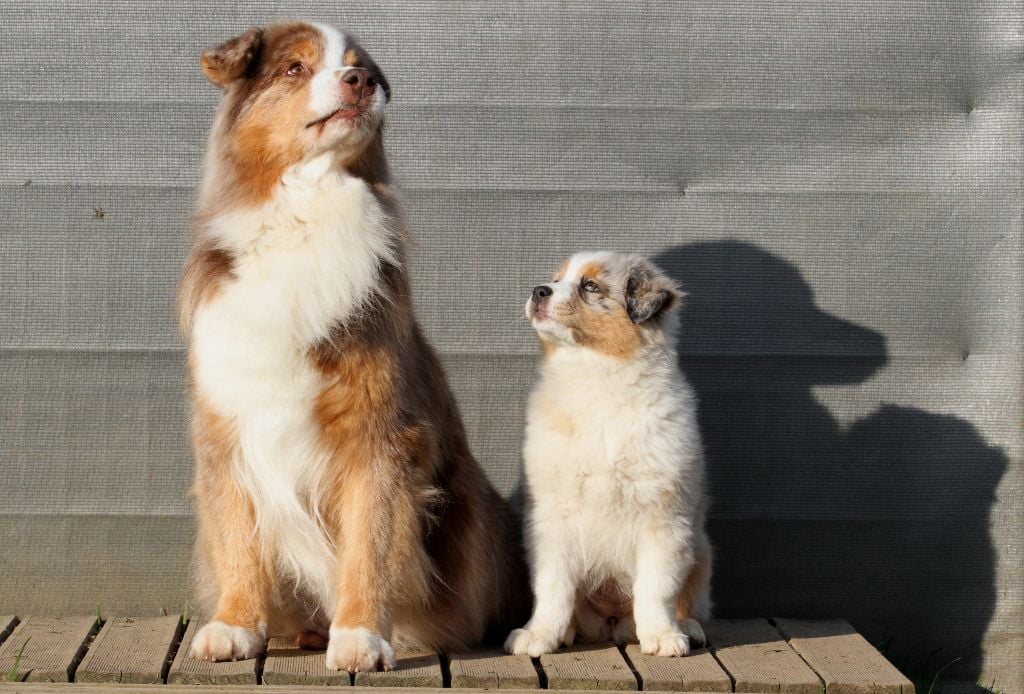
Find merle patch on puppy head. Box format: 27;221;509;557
625;259;678;324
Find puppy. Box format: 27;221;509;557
506;252;712;657
180;21;527;672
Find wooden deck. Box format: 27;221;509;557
0;616;913;693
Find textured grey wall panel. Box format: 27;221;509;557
1;351;190;515
0;1;1020;691
3;188;1019;354
3;105;1020;191
1;2;1020;110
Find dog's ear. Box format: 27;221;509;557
200;28;263;89
625;259;680;324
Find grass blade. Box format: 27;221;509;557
6;637;30;683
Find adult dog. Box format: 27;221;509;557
180;20;526;672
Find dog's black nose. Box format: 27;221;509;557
532;285;553;302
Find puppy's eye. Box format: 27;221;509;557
582;280;600;293
285;63;306;77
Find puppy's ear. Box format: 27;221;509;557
625;259;679;324
200;28;263;89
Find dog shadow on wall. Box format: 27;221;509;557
655;241;1006;685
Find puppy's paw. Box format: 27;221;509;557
680;618;707;648
326;627;397;672
505;627;562;657
189;620;264;661
639;629;691;657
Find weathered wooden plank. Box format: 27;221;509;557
0;616;96;682
706;619;822;694
624;642;732;692
774;618;914;694
448;648;540;689
74;615;182;684
166;620;259;685
261;637;350;686
353;648;443;688
540;643;638;691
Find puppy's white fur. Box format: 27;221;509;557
507;252;711;658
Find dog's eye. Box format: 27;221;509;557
285;63;306;77
582;280;600;293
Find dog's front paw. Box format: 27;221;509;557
639;629;691;657
189;620;264;661
505;627;562;657
680;618;707;648
326;627;397;672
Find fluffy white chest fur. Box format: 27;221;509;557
523;348;705;577
190;154;397;607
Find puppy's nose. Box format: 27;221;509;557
532;285;553;302
341;68;375;94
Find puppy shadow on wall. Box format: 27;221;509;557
655;241;1005;683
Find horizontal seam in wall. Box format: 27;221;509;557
0;347;1011;360
0;510;192;518
1;99;1019;113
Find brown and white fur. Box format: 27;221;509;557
506;252;712;658
180;21;527;672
